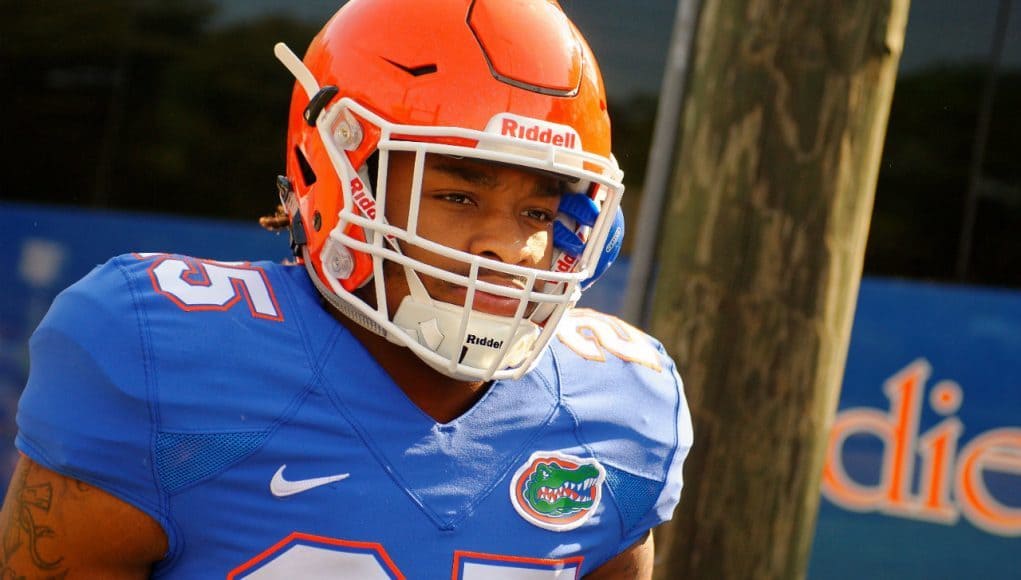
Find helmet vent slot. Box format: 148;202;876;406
383;58;438;78
294;146;317;187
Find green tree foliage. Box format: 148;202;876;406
135;16;317;219
866;66;1021;287
1;0;315;219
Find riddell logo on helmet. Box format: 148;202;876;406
466;334;503;349
486;114;581;150
350;178;377;219
554;253;578;273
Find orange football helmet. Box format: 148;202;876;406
277;0;624;380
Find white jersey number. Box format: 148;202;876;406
556;309;662;372
228;533;582;579
143;254;283;321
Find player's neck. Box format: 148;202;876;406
328;304;490;424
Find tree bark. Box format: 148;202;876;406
649;1;910;579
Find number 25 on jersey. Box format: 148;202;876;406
140;254;284;322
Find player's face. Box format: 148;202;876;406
382;152;562;318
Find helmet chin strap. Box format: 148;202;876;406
390;263;541;380
313;231;541;381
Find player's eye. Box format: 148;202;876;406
436;192;475;206
523;208;556;224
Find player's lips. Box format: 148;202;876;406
446;276;529;317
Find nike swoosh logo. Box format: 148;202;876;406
270;464;350;498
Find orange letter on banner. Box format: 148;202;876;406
915;381;964;523
822;360;929;514
954;428;1021;537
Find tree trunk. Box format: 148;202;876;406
649;1;910;579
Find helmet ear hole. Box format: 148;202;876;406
295;146;317;187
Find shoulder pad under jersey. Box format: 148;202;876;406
551;308;693;542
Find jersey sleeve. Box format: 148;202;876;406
608;350;692;551
15;256;164;522
554;310;694;552
623;358;692;545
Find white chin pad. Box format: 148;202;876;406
392;294;541;377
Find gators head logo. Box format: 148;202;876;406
510;451;606;531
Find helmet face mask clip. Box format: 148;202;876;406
276;0;625;382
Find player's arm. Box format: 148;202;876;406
584;530;654;579
0;454;167;579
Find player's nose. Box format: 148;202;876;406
467;212;548;267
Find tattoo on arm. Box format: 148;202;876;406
1;461;72;579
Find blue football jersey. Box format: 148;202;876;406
17;253;693;578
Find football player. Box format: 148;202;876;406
0;0;692;578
